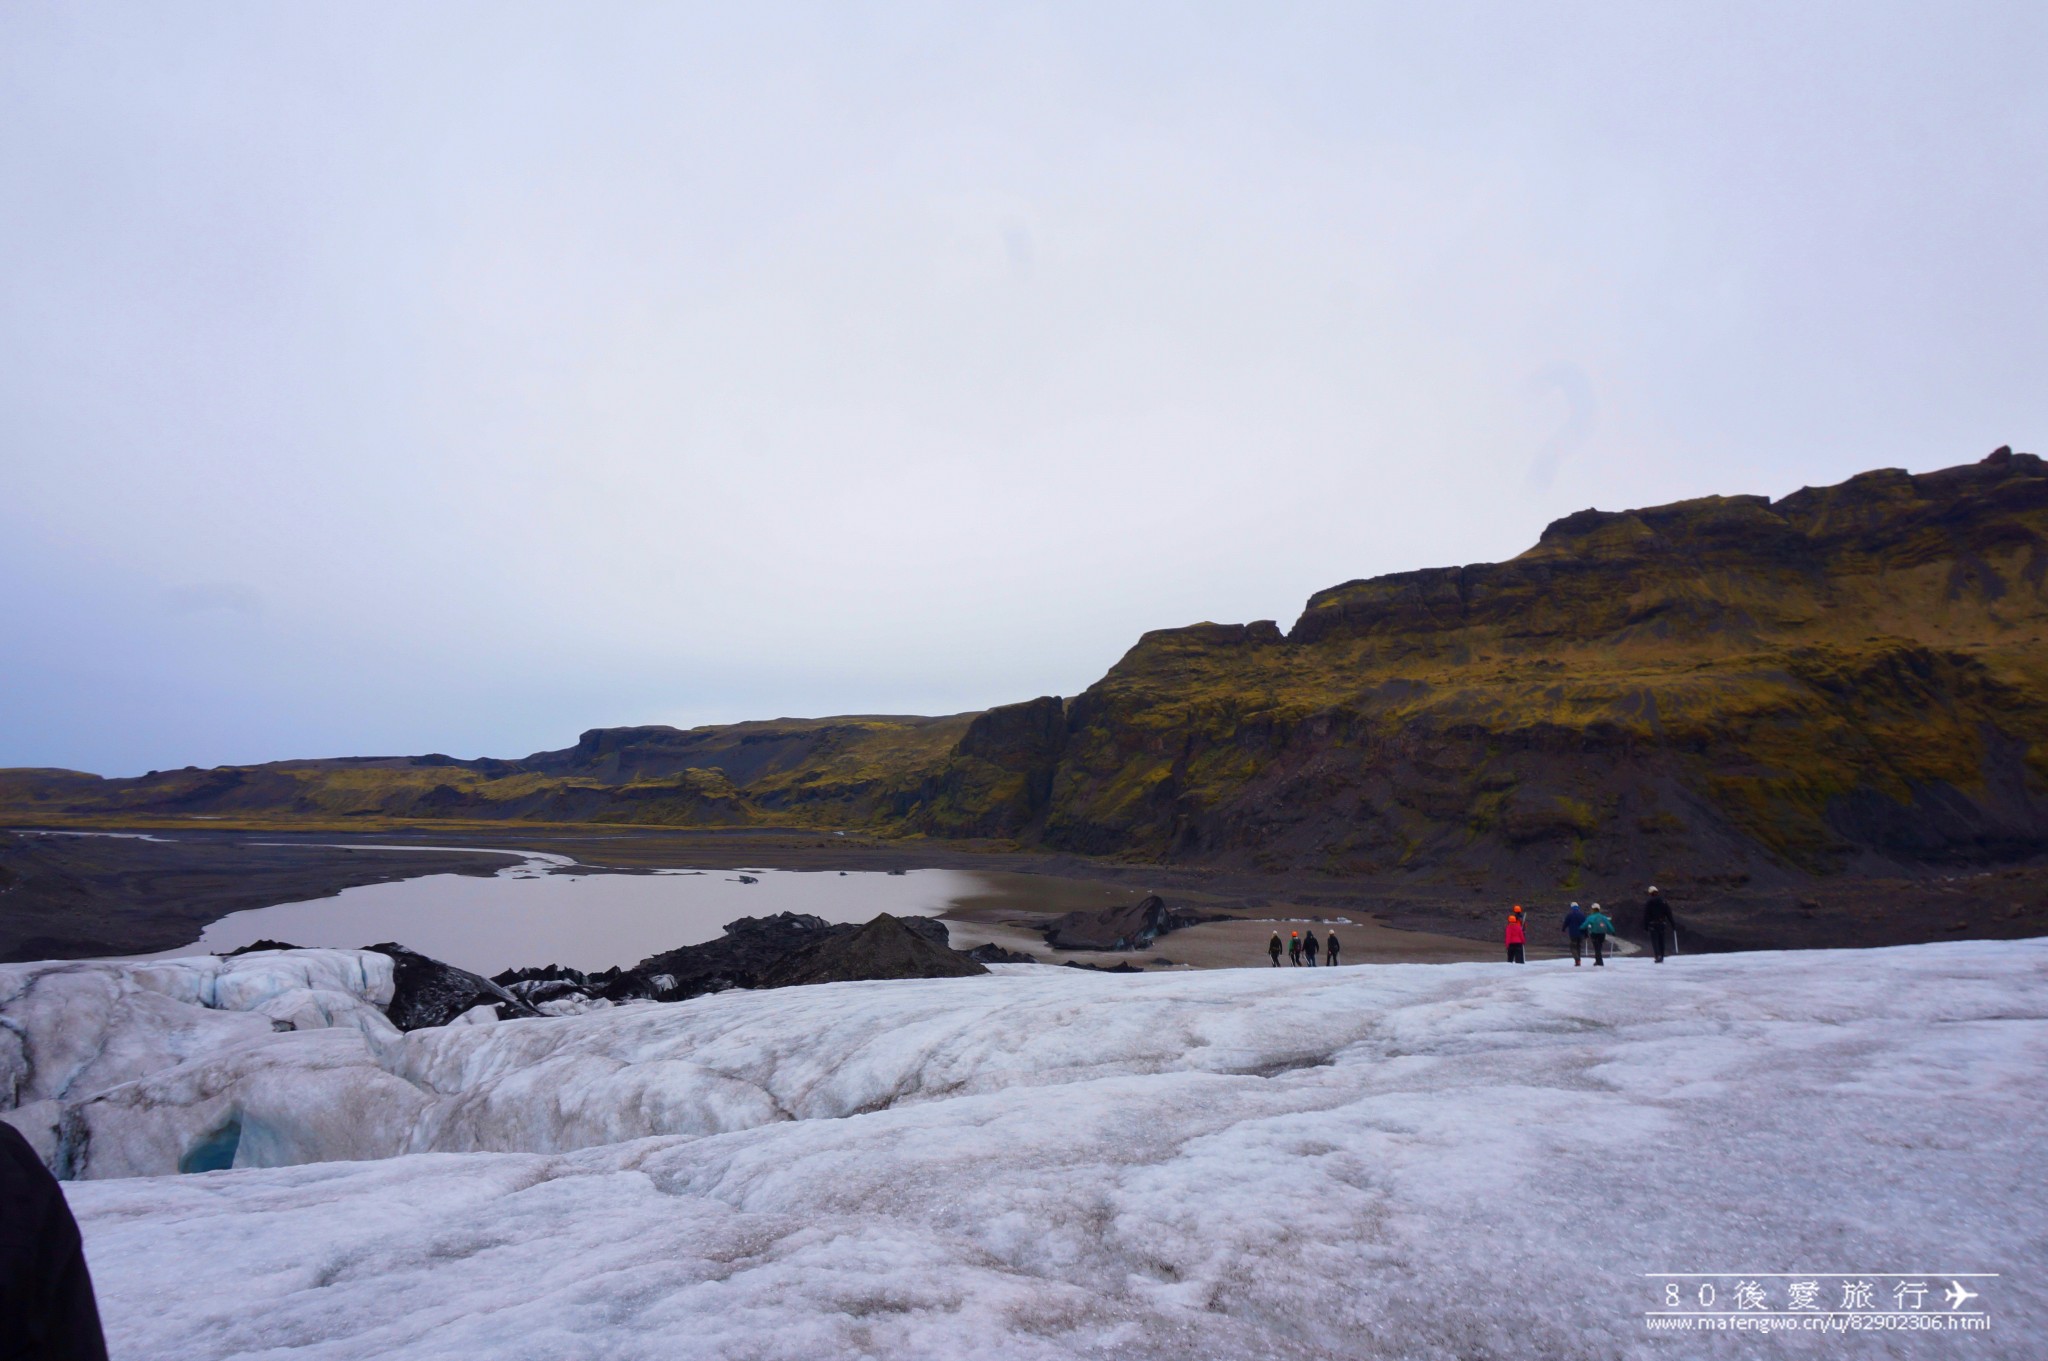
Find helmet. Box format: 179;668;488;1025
1647;885;1659;894
1570;902;1580;909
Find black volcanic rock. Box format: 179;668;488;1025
362;942;540;1030
1043;894;1205;952
221;939;304;956
754;913;987;988
625;912;842;999
604;912;977;1001
469;915;987;1017
966;942;1038;964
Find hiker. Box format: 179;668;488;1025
1268;931;1283;966
1;1121;109;1361
1325;931;1341;966
1289;931;1302;966
1642;886;1674;963
1562;901;1587;967
1505;905;1526;964
1581;903;1615;966
1303;929;1321;966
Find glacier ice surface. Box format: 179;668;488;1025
16;940;2048;1358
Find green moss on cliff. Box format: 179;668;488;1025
10;451;2048;880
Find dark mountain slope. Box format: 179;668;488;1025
1032;449;2048;885
9;448;2048;893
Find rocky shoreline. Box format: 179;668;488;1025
10;825;2048;975
0;831;509;962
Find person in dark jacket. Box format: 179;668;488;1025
1268;931;1283;966
1303;929;1320;966
1581;904;1616;966
1288;931;1302;965
1562;902;1588;966
1325;931;1341;966
1;1122;109;1361
1642;887;1674;963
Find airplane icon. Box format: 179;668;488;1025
1943;1282;1979;1311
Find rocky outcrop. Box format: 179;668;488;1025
1043;895;1206;952
894;696;1068;837
494;912;985;1008
1036;449;2048;883
755;914;987;987
361;943;538;1030
965;943;1038;964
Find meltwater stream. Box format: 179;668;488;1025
156;850;990;975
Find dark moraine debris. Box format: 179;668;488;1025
0;831;508;964
618;912;846;1000
1042;894;1208;952
362;942;540;1030
490;962;595;1007
755;913;987;988
614;912;975;1001
965;942;1038;964
490;914;999;1014
221;939;304;956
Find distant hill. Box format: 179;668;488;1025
11;447;2048;890
0;714;978;830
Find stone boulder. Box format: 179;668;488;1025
361;943;539;1030
756;914;988;988
1042;894;1204;952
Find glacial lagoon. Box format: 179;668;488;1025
144;847;1131;975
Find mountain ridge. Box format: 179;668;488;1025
11;447;2048;891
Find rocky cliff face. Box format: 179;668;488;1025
11;449;2048;889
1033;449;2048;884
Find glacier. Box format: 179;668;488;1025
7;940;2045;1358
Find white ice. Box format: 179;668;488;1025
22;941;2048;1358
0;949;396;1166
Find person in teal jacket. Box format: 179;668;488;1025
1581;904;1615;966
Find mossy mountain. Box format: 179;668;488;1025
13;448;2048;891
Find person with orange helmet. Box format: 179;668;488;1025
1505;905;1527;964
1288;931;1302;966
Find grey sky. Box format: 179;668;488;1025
3;2;2042;774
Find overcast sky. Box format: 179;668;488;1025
3;2;2043;774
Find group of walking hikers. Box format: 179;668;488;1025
1268;928;1341;966
1509;886;1676;966
1257;887;1678;969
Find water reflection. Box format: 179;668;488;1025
159;861;996;975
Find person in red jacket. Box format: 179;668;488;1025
1505;905;1527;964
